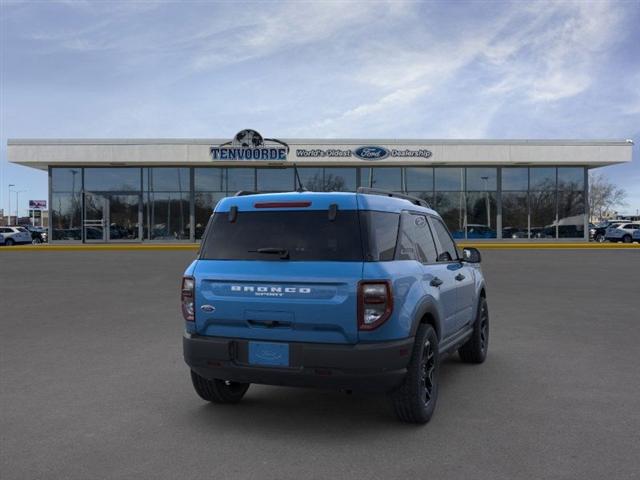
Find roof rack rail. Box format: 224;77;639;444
356;187;431;208
233;190;259;196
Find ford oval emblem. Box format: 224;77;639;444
354;146;389;160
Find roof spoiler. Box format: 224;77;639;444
357;187;431;208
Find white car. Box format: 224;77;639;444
605;223;640;243
0;226;32;246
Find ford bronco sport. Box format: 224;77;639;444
182;188;488;423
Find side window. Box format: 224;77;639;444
429;217;458;262
396;213;438;263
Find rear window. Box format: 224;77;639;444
17;227;28;232
200;210;364;261
200;210;401;262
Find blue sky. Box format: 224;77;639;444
1;0;639;216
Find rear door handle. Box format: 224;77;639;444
455;273;466;281
430;277;443;287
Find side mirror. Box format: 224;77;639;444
462;247;481;263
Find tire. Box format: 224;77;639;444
190;370;249;404
622;235;632;244
32;237;42;245
5;238;14;246
595;233;605;243
390;324;439;424
459;296;489;364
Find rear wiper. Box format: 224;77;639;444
249;247;290;260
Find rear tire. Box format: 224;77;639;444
595;233;605;243
459;297;489;364
190;370;250;404
32;238;42;245
390;324;439;424
5;238;14;246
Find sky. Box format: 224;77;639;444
1;0;639;217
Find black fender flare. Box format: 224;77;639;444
409;298;443;340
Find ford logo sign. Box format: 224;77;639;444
354;146;389;160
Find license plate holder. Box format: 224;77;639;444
248;341;290;367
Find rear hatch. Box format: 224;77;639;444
194;194;363;344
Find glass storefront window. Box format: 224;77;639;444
366;167;402;191
405;167;433;192
466;168;497;191
85;168;141;192
256;168;294;192
195;168;225;191
435;168;464;191
529;168;556;191
557;191;585;238
51;168;82;193
558;167;584;191
502;192;528;239
145;192;189;240
195;192;226;239
324;168;356;191
434;192;465;238
227;168;255;193
144;168;189;192
502;168;528;191
297;168;324;191
466;192;497;238
530;190;556;238
51;192;82;240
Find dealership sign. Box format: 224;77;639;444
29;200;47;209
211;131;433;162
211;129;289;161
296;146;432;160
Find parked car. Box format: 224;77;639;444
182;189;488;424
0;226;33;245
0;232;5;245
21;225;48;244
591;220;626;242
502;227;528;239
605;223;640;243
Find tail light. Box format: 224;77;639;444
181;276;195;322
358;281;393;330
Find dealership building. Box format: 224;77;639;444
7;132;633;243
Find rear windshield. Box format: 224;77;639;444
201;210;363;261
200;210;400;262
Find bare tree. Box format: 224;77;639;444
589;172;627;221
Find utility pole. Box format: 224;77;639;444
8;184;15;225
15;190;26;224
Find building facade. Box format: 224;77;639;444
7;133;633;243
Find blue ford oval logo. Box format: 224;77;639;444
354;146;389;160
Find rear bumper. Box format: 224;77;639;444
183;333;414;392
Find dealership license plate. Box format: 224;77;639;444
248;341;290;367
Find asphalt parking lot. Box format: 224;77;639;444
1;249;639;480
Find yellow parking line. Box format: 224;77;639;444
1;244;200;251
458;243;640;249
2;242;638;251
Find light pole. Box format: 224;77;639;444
15;190;27;224
8;184;15;225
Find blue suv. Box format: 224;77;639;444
182;188;488;423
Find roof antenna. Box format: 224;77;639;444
293;163;306;192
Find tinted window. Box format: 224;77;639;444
201;210;363;261
360;211;399;261
85;168;141;191
430;217;458;261
397;213;438;263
